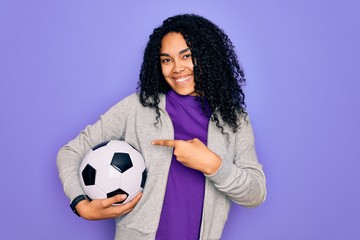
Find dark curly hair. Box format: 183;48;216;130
137;14;247;133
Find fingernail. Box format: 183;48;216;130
120;194;127;200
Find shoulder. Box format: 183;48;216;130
210;112;254;139
110;93;167;114
238;112;251;127
122;92;141;104
110;93;141;109
99;93;141;119
235;113;255;143
122;93;166;106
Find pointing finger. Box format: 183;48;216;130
152;140;176;147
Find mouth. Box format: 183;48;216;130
173;75;192;84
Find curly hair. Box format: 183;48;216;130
137;14;247;133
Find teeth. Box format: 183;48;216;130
175;76;190;83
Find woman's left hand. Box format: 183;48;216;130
152;138;222;175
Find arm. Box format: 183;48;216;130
206;116;266;207
152;116;266;208
56;94;142;219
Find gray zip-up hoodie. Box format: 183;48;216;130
57;93;266;240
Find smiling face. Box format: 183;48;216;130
160;32;196;96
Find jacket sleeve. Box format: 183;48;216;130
205;116;266;207
56;95;133;202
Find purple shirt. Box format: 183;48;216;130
156;90;211;240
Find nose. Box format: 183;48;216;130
173;60;185;73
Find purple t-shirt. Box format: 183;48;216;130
156;90;211;240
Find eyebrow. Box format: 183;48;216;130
160;48;190;57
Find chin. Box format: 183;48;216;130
174;89;196;96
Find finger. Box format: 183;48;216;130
108;204;134;218
111;193;143;217
152;140;176;147
187;138;200;143
123;192;142;206
103;194;127;207
130;192;142;203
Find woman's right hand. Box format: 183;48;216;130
75;193;142;220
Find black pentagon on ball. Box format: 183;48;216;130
111;153;133;173
82;164;96;186
107;188;129;204
92;141;109;151
141;169;147;188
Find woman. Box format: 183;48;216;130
57;13;266;240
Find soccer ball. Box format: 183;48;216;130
79;140;147;204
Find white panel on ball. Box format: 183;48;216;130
120;168;142;194
96;165;123;193
82;184;107;200
88;147;115;169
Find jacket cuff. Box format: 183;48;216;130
204;159;235;186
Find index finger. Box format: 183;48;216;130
152;139;176;147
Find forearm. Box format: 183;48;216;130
206;161;266;207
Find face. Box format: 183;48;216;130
160;32;195;96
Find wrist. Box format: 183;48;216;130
70;195;91;217
203;154;222;175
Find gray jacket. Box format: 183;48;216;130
57;93;266;240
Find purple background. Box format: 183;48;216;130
1;0;359;239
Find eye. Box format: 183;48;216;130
161;58;172;64
183;54;192;59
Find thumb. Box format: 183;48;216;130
187;138;200;143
